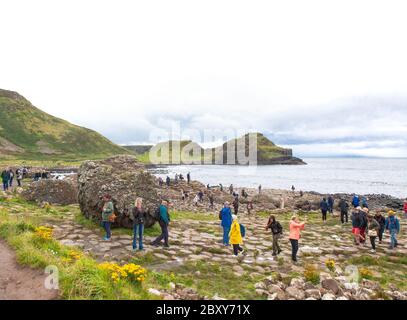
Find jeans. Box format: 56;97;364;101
102;221;111;239
222;226;231;245
233;244;243;256
2;181;8;191
9;177;13;187
132;224;144;249
370;236;376;250
322;210;327;221
290;239;299;261
272;233;281;255
341;211;348;224
153;221;169;246
378;227;384;242
390;229;398;248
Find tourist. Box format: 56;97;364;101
351;208;361;245
229;215;244;256
241;189;248;198
288;215;305;262
352;195;360;208
403;199;407;219
374;211;386;244
101;194;114;241
385;210;400;249
299;190;304;197
219;183;223;192
220;202;232;246
132;197;145;251
361;196;369;209
328;195;334;214
258;185;262;194
166;176;170;187
207;184;210;190
360;208;369;244
246;200;253;215
8;169;14;187
193;194;200;206
229;184;234;195
158;177;163;186
266;215;283;256
291;185;295;192
233;196;239;214
367;215;380;253
174;174;178;184
198;190;204;202
339;198;349;224
320;197;329;222
179;173;184;180
181;189;185;201
208;193;214;209
1;169;9;191
16;168;23;187
187;172;191;184
151;200;170;247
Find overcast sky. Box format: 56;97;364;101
1;0;407;157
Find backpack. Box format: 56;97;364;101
240;224;246;237
272;222;283;235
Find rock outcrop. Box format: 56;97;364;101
78;155;161;228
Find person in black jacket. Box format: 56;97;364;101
266;215;283;256
320;198;329;222
339;198;349;224
374;211;386;243
132;197;145;250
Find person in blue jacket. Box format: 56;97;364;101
327;195;334;214
385;210;400;249
352;195;360;208
320;198;329;222
220;202;232;246
151;200;170;247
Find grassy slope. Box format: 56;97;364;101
0;90;131;161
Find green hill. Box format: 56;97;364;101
129;132;305;165
0;89;131;162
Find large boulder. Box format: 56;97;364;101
77;155;161;228
21;178;78;205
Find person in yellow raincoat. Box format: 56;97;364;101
229;215;244;256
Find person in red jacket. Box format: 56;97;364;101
403;199;407;218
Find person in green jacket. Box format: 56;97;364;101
151;200;170;247
101;194;114;241
1;169;10;191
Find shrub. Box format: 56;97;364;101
34;226;53;240
98;262;147;284
359;267;374;280
325;259;336;272
304;264;320;285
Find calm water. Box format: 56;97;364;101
153;158;407;198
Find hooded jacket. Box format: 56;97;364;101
229;219;243;245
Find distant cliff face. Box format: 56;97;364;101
126;133;306;165
0;89;130;160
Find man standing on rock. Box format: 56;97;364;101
220;202;232;246
151;200;170;248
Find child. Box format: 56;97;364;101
229;215;244;256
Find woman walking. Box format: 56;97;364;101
229;215;244;256
266;215;283;256
132;197;145;251
101;194;114;241
374;211;386;244
289;216;305;262
367;215;380;253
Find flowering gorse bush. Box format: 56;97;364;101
325;259;336;272
34;226;53;240
303;264;320;284
359;267;374;280
98;262;147;284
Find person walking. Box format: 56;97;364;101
233;196;239;214
101;194;114;241
352;195;360;208
219;183;223;192
351;208;363;245
151;200;170;247
320;198;329;222
327;195;334;215
361;196;369;209
266;215;283;256
258;185;262;194
8;169;14;187
339;198;349;224
208;193;214;209
288;216;305;262
229;184;234;195
385;210;400;249
374;211;386;244
132;197;145;251
1;169;10;191
367;215;380;253
166;176;170;187
16;168;23;187
246;200;253;215
187;172;191;184
360;208;369;244
291;185;295;192
220;202;232;246
229;215;244;256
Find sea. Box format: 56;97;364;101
151;158;407;198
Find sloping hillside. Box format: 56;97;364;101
0;89;130;160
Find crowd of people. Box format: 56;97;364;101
1;167;27;190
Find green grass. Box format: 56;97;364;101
171;211;218;222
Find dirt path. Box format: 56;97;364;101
0;240;59;300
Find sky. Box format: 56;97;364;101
1;0;407;157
